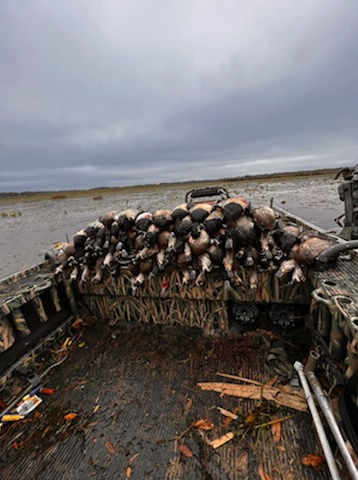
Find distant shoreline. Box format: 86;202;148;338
0;167;337;206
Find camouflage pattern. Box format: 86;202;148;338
0;315;15;353
11;308;31;338
50;286;61;312
310;260;358;389
74;268;309;331
76;268;308;304
82;294;228;330
0;261;55;316
0;261;71;357
32;297;48;323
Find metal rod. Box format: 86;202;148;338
305;353;358;479
294;361;341;480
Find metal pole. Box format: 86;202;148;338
294;361;341;480
305;362;358;479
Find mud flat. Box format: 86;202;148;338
0;173;342;280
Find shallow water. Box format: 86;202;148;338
0;176;344;280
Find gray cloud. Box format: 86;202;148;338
0;0;357;191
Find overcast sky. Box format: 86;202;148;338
0;1;357;192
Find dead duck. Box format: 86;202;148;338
207;242;225;267
153;209;173;230
220;197;248;221
252;206;277;231
145;224;160;246
135;212;153;232
136;245;158;261
84;221;106;257
223;248;234;278
114;209;140;232
99;210;118;249
156;231;172;270
188;224;210;256
177;243;193;286
272;224;302;253
276;259;298;279
195;253;212;286
80;264;91;284
174;215;193;237
55;242;76;275
203;207;224;235
290;236;333;265
189;202;213;223
92;257;104;283
171;203;189;220
233;215;256;248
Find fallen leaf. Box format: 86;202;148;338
72;318;86;330
184;397;192;414
301;453;325;467
258;466;271;480
93;405;100;413
126;466;132;477
105;440;116;455
34;411;42;419
244;412;256;426
277;445;286;452
64;413;78;421
178;443;193;457
210;432;234;449
217;406;238;420
13;442;19;450
78;342;85;348
271;421;281;443
194;419;214;431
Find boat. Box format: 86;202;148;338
1;171;358;479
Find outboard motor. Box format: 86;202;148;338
337;164;358;239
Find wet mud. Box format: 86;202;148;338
0;175;342;279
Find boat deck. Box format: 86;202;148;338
0;321;329;480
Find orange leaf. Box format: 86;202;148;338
258;466;271;480
184;397;192;414
126;466;132;478
178;443;193;457
72;318;86;330
105;441;116;455
271;421;281;443
64;413;78;421
221;416;233;429
194;419;214;431
301;453;325;467
34;411;42;419
13;442;19;450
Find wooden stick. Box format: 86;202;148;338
197;382;307;412
216;372;264;386
217;406;239;420
209;432;234;449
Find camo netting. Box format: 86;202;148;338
74;269;309;330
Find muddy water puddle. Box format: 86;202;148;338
0;176;343;279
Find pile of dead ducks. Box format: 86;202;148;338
53;196;333;292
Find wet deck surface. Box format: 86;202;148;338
0;321;329;480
